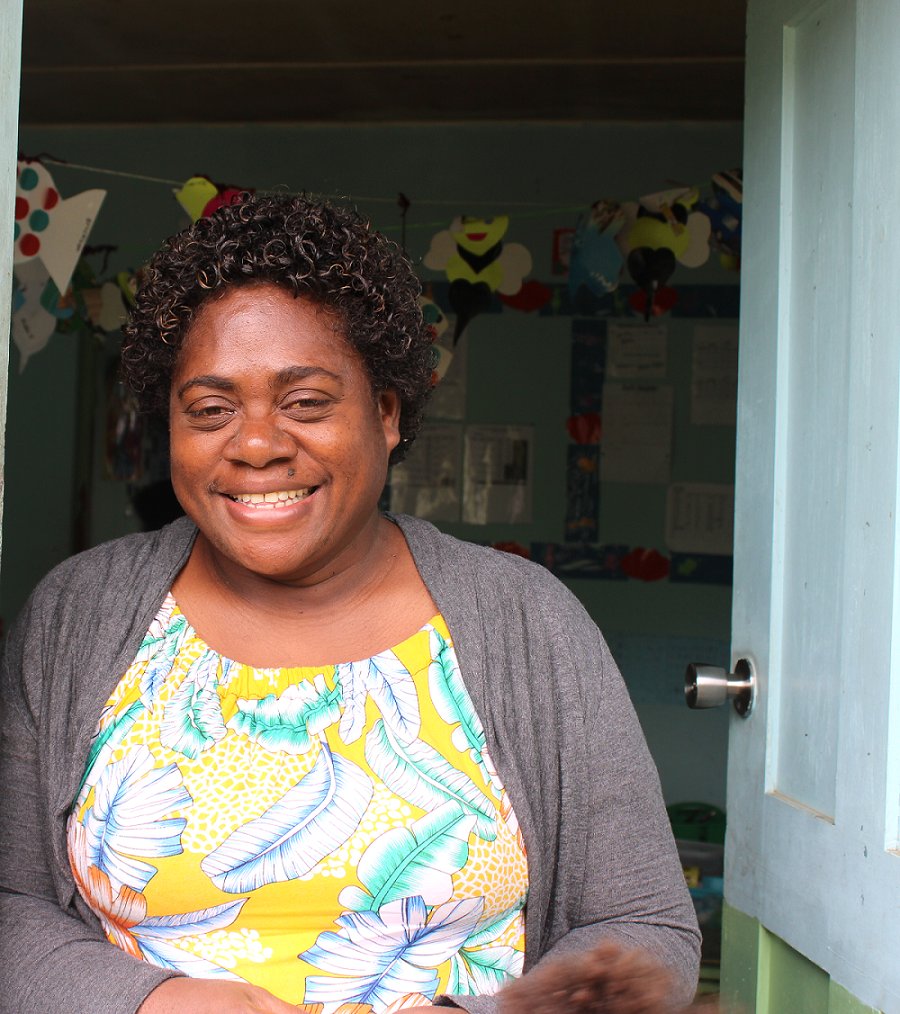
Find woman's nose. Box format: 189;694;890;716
224;416;296;467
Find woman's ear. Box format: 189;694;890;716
379;389;402;455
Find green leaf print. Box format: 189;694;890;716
339;800;476;912
364;719;498;841
72;700;145;810
140;614;189;708
427;629;487;760
449;943;522;995
448;909;524;995
228;675;341;754
160;650;227;759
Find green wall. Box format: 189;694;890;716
721;905;883;1014
6;121;741;805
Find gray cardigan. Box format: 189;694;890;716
0;514;700;1014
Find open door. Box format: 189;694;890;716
0;1;23;536
720;2;900;1011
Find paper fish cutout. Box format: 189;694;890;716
424;215;534;342
568;200;626;303
174;176;249;222
14;160;106;296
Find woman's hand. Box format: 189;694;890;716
137;977;306;1013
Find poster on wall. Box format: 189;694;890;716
389;423;463;522
600;383;674;484
665;482;734;556
606;323;668;379
462;424;533;524
691;324;738;426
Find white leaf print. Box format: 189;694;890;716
365;719;498;841
302;895;483;1014
201;744;373;893
336;660;368;744
364;651;421;745
83;745;191;893
160;650;227;759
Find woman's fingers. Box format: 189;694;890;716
137;977;312;1013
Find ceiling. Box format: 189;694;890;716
18;1;748;126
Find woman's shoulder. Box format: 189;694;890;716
391;513;590;618
26;517;196;619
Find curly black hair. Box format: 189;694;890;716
121;192;433;464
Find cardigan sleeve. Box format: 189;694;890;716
431;550;701;1013
0;590;180;1014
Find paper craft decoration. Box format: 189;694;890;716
618;188;711;319
699;170;743;271
497;278;552;312
174;175;248;222
552;227;576;275
82;281;128;332
568;200;626;304
419;295;454;386
620;547;671;582
11;258;60;371
566;412;602;444
424;216;534;342
14;160;106;296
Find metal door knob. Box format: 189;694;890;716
684;657;756;717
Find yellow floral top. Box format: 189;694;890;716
68;596;528;1012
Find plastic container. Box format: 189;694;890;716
667;801;726;844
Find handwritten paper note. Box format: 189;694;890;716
691;325;738;426
601;383;674;483
665;482;734;555
607;323;668;379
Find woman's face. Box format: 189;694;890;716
169;283;401;585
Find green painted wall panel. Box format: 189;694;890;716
829;980;883;1014
721;905;882;1014
721;903;759;1012
760;928;830;1014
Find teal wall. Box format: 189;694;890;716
7;122;741;805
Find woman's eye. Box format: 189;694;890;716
285;396;329;412
186;404;233;422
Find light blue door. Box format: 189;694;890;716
0;0;23;523
725;1;900;1011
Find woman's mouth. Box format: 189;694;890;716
225;487;317;509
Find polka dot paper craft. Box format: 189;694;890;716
11;258;60;372
14;160;106;296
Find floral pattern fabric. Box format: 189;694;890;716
68;597;528;1012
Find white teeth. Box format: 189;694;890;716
232;487;313;508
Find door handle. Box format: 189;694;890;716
684;657;756;718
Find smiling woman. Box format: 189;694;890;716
0;194;700;1014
